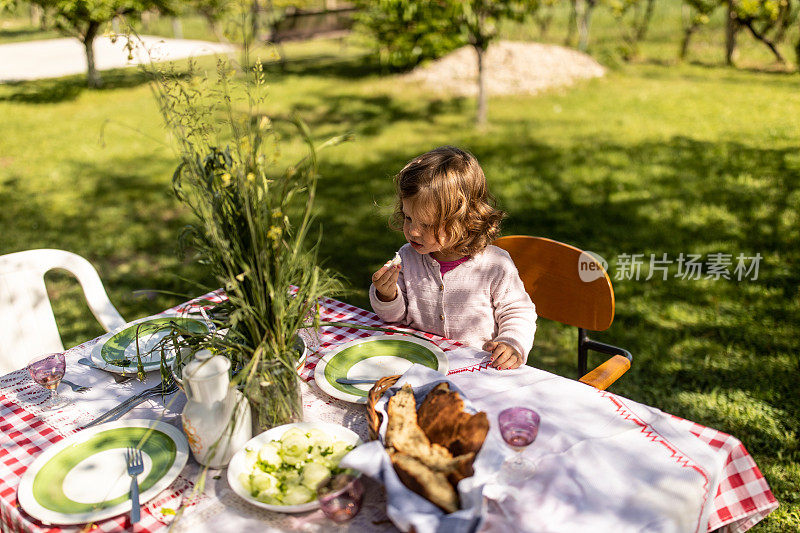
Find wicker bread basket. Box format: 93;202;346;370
366;374;401;440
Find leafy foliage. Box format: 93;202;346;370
143;25;345;426
606;0;656;58
353;0;537;125
446;0;537;51
154;63;334;358
351;0;462;70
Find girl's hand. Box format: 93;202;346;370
483;341;524;370
372;263;401;302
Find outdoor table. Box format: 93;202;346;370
0;290;778;533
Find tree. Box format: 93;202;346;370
609;0;656;59
576;0;598;51
680;0;795;65
533;0;558;38
680;0;717;60
24;0;175;88
727;0;792;64
189;0;232;41
447;1;537;126
352;0;462;71
354;0;537;127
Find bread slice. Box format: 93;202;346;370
391;452;459;514
384;383;487;514
385;385;459;469
417;382;490;457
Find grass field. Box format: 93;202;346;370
1;2;799;530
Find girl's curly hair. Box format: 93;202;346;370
390;146;504;256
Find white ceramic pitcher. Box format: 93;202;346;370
181;350;252;468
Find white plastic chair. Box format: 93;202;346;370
0;249;125;375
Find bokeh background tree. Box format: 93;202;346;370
3;0;175;87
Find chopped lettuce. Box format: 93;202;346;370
239;428;355;506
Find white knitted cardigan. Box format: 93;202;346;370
369;243;537;356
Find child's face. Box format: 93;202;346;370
402;199;446;256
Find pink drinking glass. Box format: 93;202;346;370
27;352;69;410
498;406;540;480
316;472;364;523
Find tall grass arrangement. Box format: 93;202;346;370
141;7;344;429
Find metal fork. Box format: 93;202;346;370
61;379;90;393
83;377;178;428
126;447;144;524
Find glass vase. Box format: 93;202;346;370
244;358;303;433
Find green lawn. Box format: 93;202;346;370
1;3;799;531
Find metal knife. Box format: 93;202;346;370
78;357;134;383
335;377;378;385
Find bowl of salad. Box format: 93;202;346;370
227;421;362;513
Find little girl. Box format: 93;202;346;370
370;146;537;370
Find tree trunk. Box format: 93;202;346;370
795;35;800;72
475;44;488;128
30;4;43;27
578;0;596;52
83;21;102;89
207;18;226;42
251;0;261;43
680;22;698;60
565;0;577;46
635;0;656;42
141;10;154;32
741;19;785;63
725;3;739;66
172;18;183;39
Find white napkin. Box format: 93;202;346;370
342;360;722;533
340;365;488;533
448;368;721;533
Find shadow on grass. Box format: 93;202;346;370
307;131;799;460
0;153;214;339
0;27;55;41
279;93;468;138
261;51;385;80
0;67;158;104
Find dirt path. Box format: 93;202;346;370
0;35;236;82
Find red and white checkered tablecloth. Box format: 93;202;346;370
0;291;778;533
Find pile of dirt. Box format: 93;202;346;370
402;41;605;96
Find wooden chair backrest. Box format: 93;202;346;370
493;236;615;331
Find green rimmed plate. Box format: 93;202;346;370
17;419;189;525
90;315;210;374
314;335;448;404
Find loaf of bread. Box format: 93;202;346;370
384;383;488;513
390;452;459;514
386;385;469;471
417;382;489;457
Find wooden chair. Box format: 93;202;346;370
0;249;125;375
494;236;632;390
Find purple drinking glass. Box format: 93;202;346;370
498;407;540;480
317;472;365;523
27;352;69;410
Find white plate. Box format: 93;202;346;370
314;335;448;404
17;419;189;525
227;421;362;514
90;314;211;374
